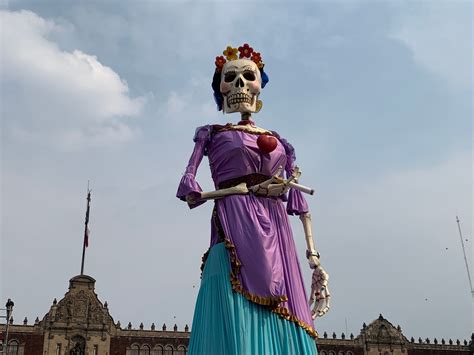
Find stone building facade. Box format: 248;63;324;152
1;274;472;355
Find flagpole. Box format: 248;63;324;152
80;184;91;276
456;216;473;296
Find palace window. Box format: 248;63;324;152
152;346;164;355
176;345;187;355
140;345;151;355
164;345;174;355
8;341;19;355
131;344;140;355
347;352;354;355
56;343;61;355
321;351;328;355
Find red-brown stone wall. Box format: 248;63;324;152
408;348;471;355
7;332;43;355
317;343;365;355
110;336;189;355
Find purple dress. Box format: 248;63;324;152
177;124;317;343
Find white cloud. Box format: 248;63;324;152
392;3;472;90
162;76;219;125
166;91;187;116
1;10;145;150
1;2;471;339
312;150;472;338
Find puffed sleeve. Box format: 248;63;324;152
176;125;212;209
279;136;309;215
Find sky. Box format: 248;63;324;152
1;0;472;342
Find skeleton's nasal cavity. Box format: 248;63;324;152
236;77;244;87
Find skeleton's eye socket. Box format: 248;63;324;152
224;72;236;82
243;71;256;81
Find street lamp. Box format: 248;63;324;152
3;299;14;355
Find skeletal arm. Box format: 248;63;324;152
186;166;314;205
299;212;331;319
280;137;331;319
299;213;320;268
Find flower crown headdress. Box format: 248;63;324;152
214;43;264;72
212;43;269;111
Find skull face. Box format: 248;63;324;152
220;59;261;114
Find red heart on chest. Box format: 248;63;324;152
257;134;278;154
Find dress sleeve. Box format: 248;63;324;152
176;125;212;209
279;136;309;216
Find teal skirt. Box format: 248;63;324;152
189;243;318;355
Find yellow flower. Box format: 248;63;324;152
223;46;238;61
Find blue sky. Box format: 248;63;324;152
1;0;472;340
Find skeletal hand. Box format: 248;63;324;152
249;166;301;197
308;264;331;319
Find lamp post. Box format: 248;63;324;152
3;299;14;355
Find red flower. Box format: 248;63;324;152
215;56;226;71
251;51;264;68
238;43;254;58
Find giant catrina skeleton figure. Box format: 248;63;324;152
177;44;330;354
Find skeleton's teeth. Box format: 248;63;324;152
228;93;252;105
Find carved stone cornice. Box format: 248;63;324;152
357;314;408;352
41;275;115;334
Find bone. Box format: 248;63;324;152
199;182;248;200
288;181;314;195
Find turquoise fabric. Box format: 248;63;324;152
189;243;318;355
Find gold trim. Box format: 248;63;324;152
272;306;319;339
200;247;211;278
223;238;318;339
214;123;274;136
224;239;289;306
204;203;320;339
